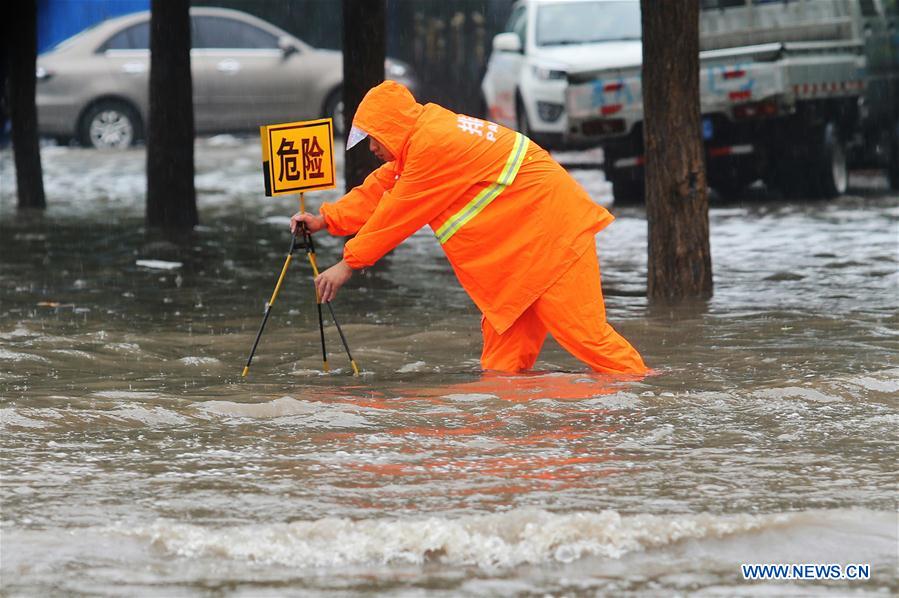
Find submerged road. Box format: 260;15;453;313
1;138;897;595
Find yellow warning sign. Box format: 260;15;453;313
260;118;336;196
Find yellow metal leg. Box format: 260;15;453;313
241;241;296;377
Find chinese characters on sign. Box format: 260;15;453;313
260;118;335;196
302;137;325;179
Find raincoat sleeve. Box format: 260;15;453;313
341;144;464;269
319;162;398;236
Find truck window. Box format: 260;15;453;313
859;0;882;16
535;1;640;47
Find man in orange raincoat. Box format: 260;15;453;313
290;81;646;375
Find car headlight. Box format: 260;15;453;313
531;64;566;81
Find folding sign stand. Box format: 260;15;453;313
242;118;359;377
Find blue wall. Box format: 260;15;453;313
38;0;149;54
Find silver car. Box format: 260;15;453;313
36;7;416;149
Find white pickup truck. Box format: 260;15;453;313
565;0;899;200
481;0;642;150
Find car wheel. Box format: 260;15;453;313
515;96;531;137
79;100;140;150
324;89;345;138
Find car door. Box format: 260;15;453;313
99;20;151;119
191;15;298;130
483;3;528;128
99;18;212;131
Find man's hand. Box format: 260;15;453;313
315;260;353;303
290;211;326;235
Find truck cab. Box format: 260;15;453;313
565;0;899;200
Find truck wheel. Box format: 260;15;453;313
79;99;141;149
809;122;847;198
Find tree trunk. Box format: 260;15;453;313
342;0;385;191
6;0;46;210
146;0;197;229
641;0;712;301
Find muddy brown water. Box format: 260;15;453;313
1;139;897;596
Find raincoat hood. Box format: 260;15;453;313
351;81;423;161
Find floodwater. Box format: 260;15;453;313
1;138;897;596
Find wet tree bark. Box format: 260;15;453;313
5;0;46;210
342;0;385;191
146;0;197;229
641;0;712;301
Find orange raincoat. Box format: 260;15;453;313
320;82;646;374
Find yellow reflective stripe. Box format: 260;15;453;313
497;132;528;186
435;181;504;243
435;133;529;245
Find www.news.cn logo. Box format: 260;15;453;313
741;563;871;581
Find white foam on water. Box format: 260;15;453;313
2;402;189;430
439;393;499;403
117;509;894;570
103;343;141;353
583;392;641;410
753;387;842;403
289;368;328;377
93;391;167;400
0;348;49;363
112;406;190;427
49;349;95;360
197;397;372;428
618;425;675;449
396;361;427;373
199;396;318;418
135;259;182;270
177;356;221;366
842;368;899;394
0;409;49;429
205;134;242;147
0;325;38;340
864;413;899;427
261;215;291;226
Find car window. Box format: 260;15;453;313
536;1;641;46
193;16;278;49
54;22;102;52
102;21;150;51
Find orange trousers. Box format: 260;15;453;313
480;247;647;374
